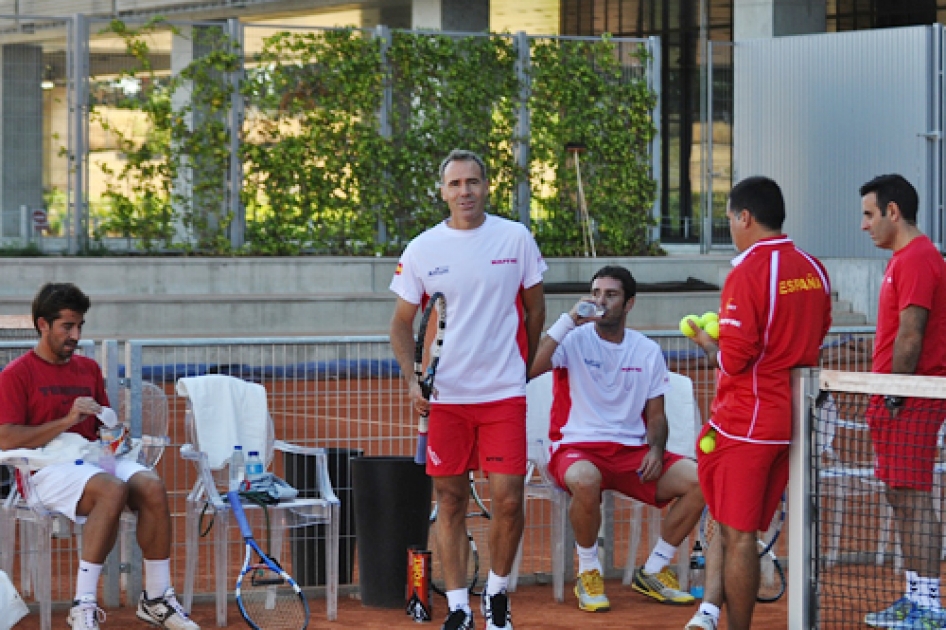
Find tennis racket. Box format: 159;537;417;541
226;490;310;629
429;472;490;597
414;292;447;465
697;494;787;603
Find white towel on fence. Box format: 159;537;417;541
176;375;269;469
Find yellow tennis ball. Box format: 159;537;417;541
700;311;719;327
679;315;700;338
699;430;717;454
704;320;720;340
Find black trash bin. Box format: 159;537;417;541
352;456;432;608
284;447;363;586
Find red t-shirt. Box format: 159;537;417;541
873;234;946;376
712;236;832;443
0;351;107;441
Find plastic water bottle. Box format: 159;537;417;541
229;445;246;492
245;450;265;486
689;541;706;598
98;440;116;476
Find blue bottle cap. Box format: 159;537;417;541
249;451;259;457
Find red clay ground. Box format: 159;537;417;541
13;578;789;629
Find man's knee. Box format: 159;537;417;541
78;474;129;518
563;461;602;498
128;471;169;513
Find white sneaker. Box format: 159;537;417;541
481;590;513;630
68;595;106;630
136;587;200;629
686;611;718;630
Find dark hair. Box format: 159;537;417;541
591;265;637;304
32;282;91;333
859;174;919;224
728;176;786;231
438;149;487;182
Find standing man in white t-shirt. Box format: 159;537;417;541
389;149;547;630
530;266;707;619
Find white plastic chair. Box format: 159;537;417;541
0;380;170;630
177;374;340;626
509;371;699;600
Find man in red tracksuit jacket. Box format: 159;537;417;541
684;176;832;630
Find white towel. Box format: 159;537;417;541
176;375;269;469
0;432;99;470
0;569;28;630
665;372;698;459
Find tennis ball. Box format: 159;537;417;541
700;311;719;327
699;430;717;454
704;320;720;340
679;315;701;338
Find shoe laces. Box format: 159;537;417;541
161;589;190;619
579;569;605;597
655;567;681;589
443;608;471;630
76;600;106;629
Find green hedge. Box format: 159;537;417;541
92;21;658;256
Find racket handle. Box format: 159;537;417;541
415;414;429;465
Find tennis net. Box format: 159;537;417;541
793;369;946;629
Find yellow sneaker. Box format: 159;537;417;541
631;566;695;605
574;569;610;612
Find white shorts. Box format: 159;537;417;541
23;459;148;523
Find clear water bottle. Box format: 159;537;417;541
98;439;116;476
689;540;706;598
229;445;246;492
245;450;265;486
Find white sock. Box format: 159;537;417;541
644;537;677;575
907;570;920;603
698;602;721;621
75;560;102;601
576;542;602;574
446;588;470;612
917;576;941;610
485;570;508;596
144;558;171;600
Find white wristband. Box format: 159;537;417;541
547;313;577;344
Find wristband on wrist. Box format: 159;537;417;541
547;313;577;343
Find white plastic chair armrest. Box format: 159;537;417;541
180;445;226;508
273;441;340;505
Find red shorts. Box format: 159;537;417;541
697;424;788;533
426;397;527;477
867;395;946;492
547;442;686;508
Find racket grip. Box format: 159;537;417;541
415;433;428;465
415;414;429;465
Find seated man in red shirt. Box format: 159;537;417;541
0;283;199;630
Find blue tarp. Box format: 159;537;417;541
116;358;403;382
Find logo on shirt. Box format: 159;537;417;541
428;266;449;277
778;273;823;295
491;258;518;265
39;385;92;397
720;317;742;328
395;263;403;276
621;366;643;372
583;358;602;369
726;298;737;312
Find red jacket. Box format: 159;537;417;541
711;236;832;443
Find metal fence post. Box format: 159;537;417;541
375;24;392;246
227;18;245;250
70;14;89;255
648;35;662;246
514;31;531;227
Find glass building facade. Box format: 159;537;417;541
559;0;946;244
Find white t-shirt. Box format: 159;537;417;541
390;214;547;403
550;324;669;449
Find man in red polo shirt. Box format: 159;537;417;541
860;174;946;629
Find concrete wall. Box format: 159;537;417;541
0;255;873;338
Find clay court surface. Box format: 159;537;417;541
12;579;790;629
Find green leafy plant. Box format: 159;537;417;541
89;22;657;256
529;37;659;256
